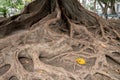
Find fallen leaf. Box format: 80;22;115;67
76;58;86;65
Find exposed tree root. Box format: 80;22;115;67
0;0;120;80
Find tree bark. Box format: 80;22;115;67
94;0;97;12
109;0;116;14
0;0;120;80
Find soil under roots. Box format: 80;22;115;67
0;0;120;80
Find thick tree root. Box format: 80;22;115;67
0;0;120;80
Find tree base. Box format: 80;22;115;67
0;0;120;80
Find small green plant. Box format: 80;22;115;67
0;0;32;17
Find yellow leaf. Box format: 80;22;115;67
76;58;86;65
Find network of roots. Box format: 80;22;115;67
0;0;120;80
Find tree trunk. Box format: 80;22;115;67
103;5;109;19
0;0;120;80
98;0;109;19
110;6;116;14
94;0;97;12
109;0;116;14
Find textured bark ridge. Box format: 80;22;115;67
0;0;120;80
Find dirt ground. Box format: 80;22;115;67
0;0;120;80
